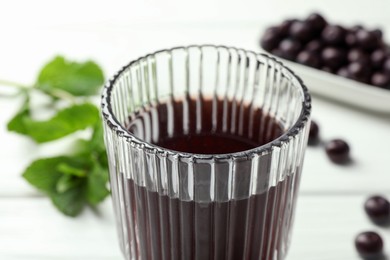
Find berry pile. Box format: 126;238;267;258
260;13;390;89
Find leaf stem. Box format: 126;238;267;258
49;89;77;103
0;78;77;103
0;92;23;98
0;79;31;89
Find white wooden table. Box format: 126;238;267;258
1;1;390;259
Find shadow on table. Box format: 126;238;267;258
376;254;388;260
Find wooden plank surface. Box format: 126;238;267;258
1;195;389;259
1;1;390;259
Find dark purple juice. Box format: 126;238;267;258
124;97;296;260
126;178;293;260
127;96;283;153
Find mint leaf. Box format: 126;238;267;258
6;55;109;217
56;174;84;193
75;122;108;170
57;163;87;177
51;186;86;217
7;103;99;143
23;155;93;216
23;154;109;216
86;162;110;205
89;123;106;153
7;108;30;135
23;157;73;193
37;56;104;96
7;95;30;135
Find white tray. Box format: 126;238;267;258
261;49;390;114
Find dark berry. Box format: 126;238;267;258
351;25;364;32
260;28;282;51
383;58;390;73
348;48;370;64
264;26;282;36
348;62;370;80
296;51;321;68
308;120;319;145
371;72;390;88
321;47;347;70
271;48;284;58
289;21;313;42
355;231;383;258
371;49;388;69
306;13;327;33
345;32;358;47
278;39;302;60
305;39;323;53
321;66;334;73
364;195;390;224
279;19;295;36
325;139;350;164
372;29;383;40
337;67;350;78
321;25;346;46
356;30;380;51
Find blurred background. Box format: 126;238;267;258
1;0;390;259
2;0;390;81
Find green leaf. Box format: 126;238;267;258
56;174;84;193
7;109;30;135
51;186;86;217
7;54;110;217
76;123;106;155
86;162;110;205
23;157;73;193
75;122;108;170
7;103;99;143
57;163;87;177
36;56;104;96
89;123;106;153
23;155;93;216
7;95;30;135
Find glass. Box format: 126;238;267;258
101;45;311;260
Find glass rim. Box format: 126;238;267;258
101;44;311;160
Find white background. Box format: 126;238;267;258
1;0;390;259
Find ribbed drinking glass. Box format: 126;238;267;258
101;45;311;260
